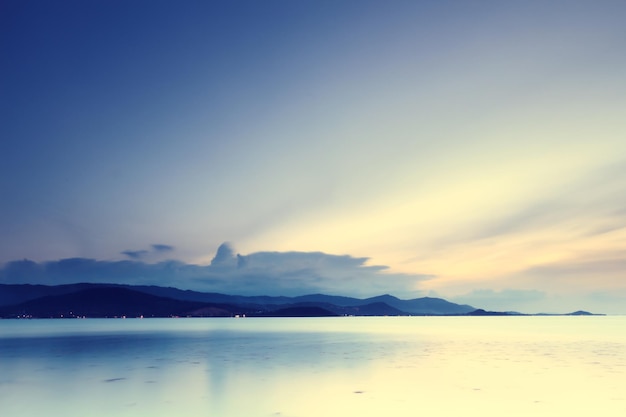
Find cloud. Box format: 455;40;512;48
122;244;176;260
0;243;431;298
428;158;626;252
121;250;149;260
1;257;147;285
1;259;44;281
516;254;626;292
210;242;237;267
152;244;174;252
525;257;626;278
202;248;414;297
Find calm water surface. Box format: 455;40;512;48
1;316;625;417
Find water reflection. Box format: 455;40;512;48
1;317;625;417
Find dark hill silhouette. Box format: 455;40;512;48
0;287;240;318
255;301;408;316
0;283;476;315
363;294;475;315
255;306;338;317
0;283;105;306
0;284;603;317
567;310;597;316
328;301;408;316
466;309;515;316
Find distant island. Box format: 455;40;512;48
0;283;603;318
466;308;603;316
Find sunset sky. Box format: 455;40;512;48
2;0;626;313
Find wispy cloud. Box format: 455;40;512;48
121;250;149;260
121;244;176;260
518;254;626;290
445;159;626;247
152;244;174;253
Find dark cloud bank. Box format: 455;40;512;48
0;243;430;298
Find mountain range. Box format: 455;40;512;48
0;283;601;318
0;283;476;318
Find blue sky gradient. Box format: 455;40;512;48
2;1;626;313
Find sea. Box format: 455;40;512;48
0;316;624;417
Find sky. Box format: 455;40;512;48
2;0;626;314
